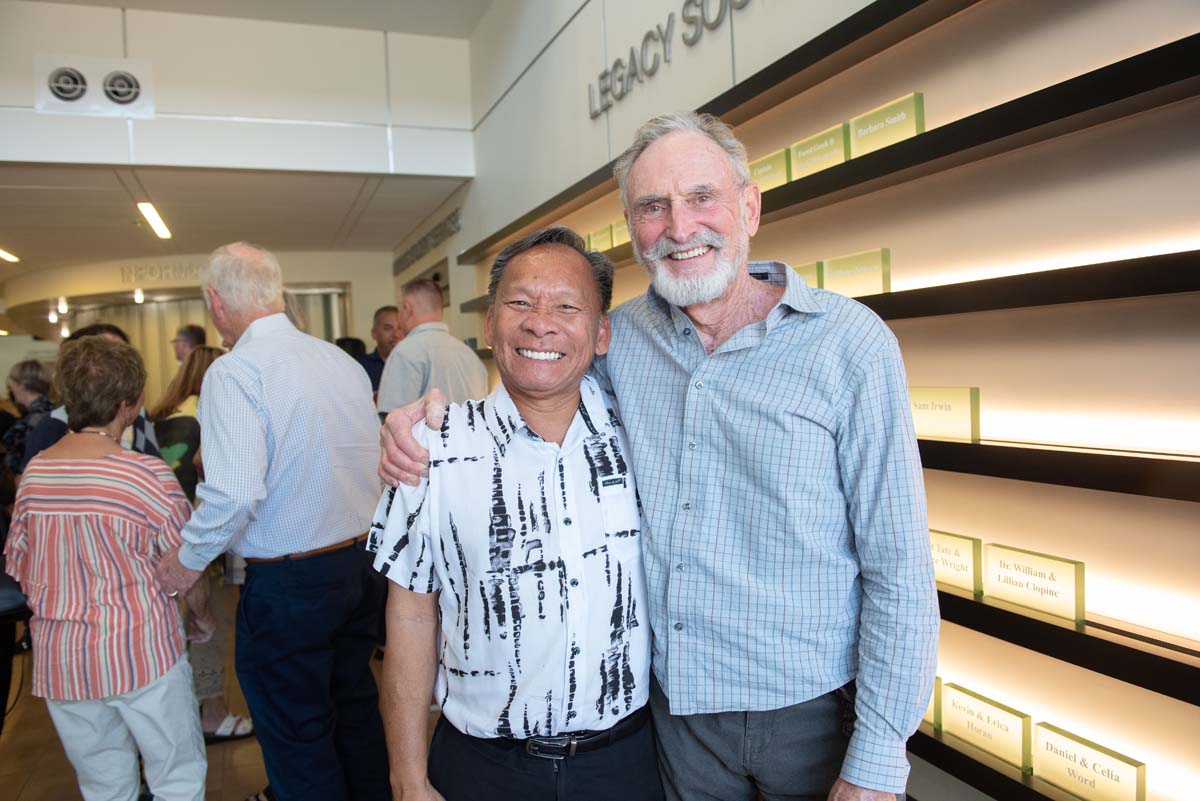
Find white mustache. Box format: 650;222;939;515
643;229;725;261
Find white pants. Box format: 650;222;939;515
46;655;207;801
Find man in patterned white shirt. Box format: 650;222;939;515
371;228;662;801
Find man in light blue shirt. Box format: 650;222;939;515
158;242;388;801
383;112;937;801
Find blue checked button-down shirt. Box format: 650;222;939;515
599;261;938;793
178;313;381;568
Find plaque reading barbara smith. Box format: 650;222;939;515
1035;723;1145;801
985;544;1085;623
941;683;1032;773
849;92;925;158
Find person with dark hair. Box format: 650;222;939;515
5;335;211;801
376;278;487;415
369;227;660;801
172;324;207;364
357;305;401;392
3;359;54;473
336;337;368;359
23;322;163;466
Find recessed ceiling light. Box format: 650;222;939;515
0;249;19;263
0;330;9;336
48;310;58;324
60;323;70;338
57;297;68;314
137;202;172;239
134;288;145;304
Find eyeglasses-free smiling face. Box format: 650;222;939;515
486;244;611;408
625;130;761;307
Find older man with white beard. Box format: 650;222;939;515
381;111;938;801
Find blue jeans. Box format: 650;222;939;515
236;544;388;801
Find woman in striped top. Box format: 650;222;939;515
4;335;211;801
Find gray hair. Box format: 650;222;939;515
488;227;614;312
613;111;750;209
7;359;52;396
201;242;285;314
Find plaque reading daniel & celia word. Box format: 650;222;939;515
849;92;925;158
941;683;1031;772
910;386;981;443
749;149;790;191
790;123;850;180
985;544;1085;623
822;248;890;297
1035;723;1145;801
930;529;983;596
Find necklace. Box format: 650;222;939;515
76;428;117;440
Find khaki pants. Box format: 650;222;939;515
46;655;207;801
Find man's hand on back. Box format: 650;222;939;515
828;778;896;801
379;389;447;486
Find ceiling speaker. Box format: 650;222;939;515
35;54;154;118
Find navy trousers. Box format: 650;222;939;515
236;544;389;801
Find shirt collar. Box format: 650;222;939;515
487;373;607;451
407;322;449;336
646;259;826;335
233;313;293;349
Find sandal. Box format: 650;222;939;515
204;712;254;744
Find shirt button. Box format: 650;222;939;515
563;517;573;526
676;563;685;573
694;380;704;389
687;441;697;451
673;622;684;631
570;578;579;587
682;502;692;511
682;328;692;336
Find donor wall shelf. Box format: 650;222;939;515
936;589;1200;706
917;441;1200;503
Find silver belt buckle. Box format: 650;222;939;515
525;734;576;759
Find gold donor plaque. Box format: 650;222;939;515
910;386;981;443
749;149;790;191
792;261;823;289
930;530;983;595
985;544;1085;623
612;218;630;247
849;92;925;158
822;248;891;297
589;224;613;252
790;123;850;180
924;676;943;729
1035;723;1145;801
941;683;1032;772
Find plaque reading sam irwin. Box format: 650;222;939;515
1036;723;1145;801
941;683;1032;772
910;386;980;443
930;529;983;595
985;544;1085;623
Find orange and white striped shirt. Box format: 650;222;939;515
4;452;192;700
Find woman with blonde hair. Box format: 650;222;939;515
151;345;223;423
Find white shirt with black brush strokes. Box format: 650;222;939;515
369;374;650;738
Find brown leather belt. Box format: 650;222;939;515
244;534;368;564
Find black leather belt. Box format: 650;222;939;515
476;705;649;760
